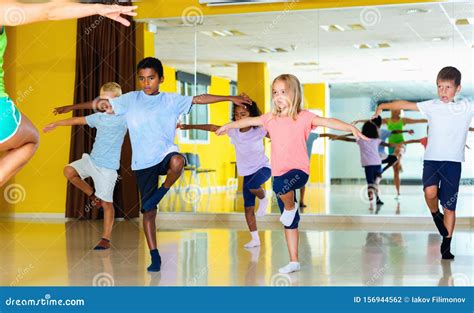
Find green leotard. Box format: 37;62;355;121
0;26;22;143
387;119;405;143
387;118;405;155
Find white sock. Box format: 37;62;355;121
247;246;261;262
278;262;300;274
279;206;297;227
256;196;268;218
244;231;260;248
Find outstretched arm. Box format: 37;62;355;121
0;1;137;27
374;100;418;117
397;139;422;145
193;93;252;107
402;118;427;125
312;116;368;140
392;129;415;135
179;124;220;133
53;99;111;115
470;127;474;132
331;137;356;143
215;117;262;136
43;117;87;133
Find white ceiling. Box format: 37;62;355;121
142;0;474;99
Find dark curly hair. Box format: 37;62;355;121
371;116;382;128
362;121;380;139
231;101;261;121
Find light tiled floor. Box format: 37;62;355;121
159;185;474;217
0;219;472;287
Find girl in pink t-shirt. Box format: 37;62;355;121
179;102;271;249
217;74;367;274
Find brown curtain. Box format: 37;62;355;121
65;2;139;219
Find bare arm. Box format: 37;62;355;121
331;137;356;143
470;127;474;132
392;129;415;135
53;99;111;115
312;116;368;140
43;117;87;133
0;1;137;27
398;139;422;145
374;100;419;117
193;93;252;107
215;117;263;135
179;124;220;133
402;118;427;125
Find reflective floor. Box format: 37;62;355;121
159;185;474;217
0;219;472;286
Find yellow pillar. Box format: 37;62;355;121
237;63;270;113
303;83;329;184
236;63;270;191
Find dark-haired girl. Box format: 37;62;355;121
332;121;398;205
180;102;270;249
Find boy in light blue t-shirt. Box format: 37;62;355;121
45;82;127;251
55;57;252;272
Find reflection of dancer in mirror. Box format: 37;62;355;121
0;1;137;187
330;121;398;206
216;74;367;274
300;133;342;212
373;66;473;260
179;102;271;249
44;83;126;250
354;112;426;199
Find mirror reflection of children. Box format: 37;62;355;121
354;113;425;199
179;102;271;249
0;1;137;187
330;121;398;206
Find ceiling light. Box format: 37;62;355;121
322;72;343;76
354;44;372;49
382;57;409;62
251;47;288;53
211;64;236;68
454;18;472;25
320;25;345;32
201;29;247;37
406;8;430;14
294;62;319;67
348;24;366;31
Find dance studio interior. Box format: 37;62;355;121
0;0;472;287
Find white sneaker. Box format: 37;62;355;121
278;262;300;274
244;240;260;248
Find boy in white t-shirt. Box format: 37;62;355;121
373;66;473;260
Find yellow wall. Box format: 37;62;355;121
136;0;442;19
1;21;76;214
304;83;328;184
